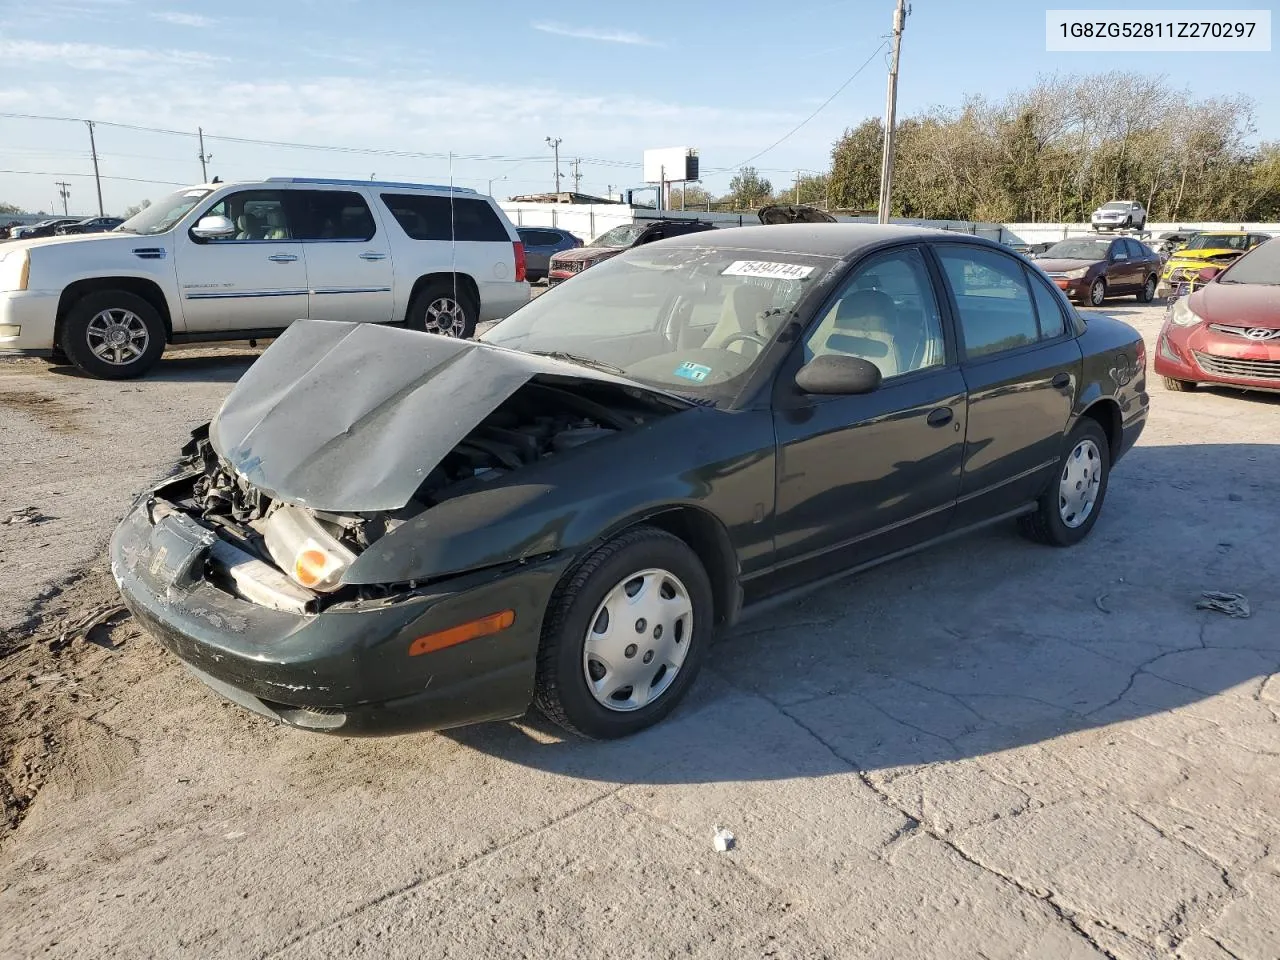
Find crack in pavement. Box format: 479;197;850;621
255;784;625;960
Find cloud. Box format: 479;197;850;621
151;11;216;27
532;22;659;46
0;39;225;69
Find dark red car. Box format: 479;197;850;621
1154;238;1280;394
548;219;716;286
1034;236;1162;306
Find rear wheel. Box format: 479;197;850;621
1163;376;1196;392
1019;419;1110;548
534;526;713;739
1137;274;1157;302
60;290;165;379
406;281;476;339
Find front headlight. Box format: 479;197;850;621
1064;267;1089;279
263;504;357;593
1169;297;1203;327
0;249;31;293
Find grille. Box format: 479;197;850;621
1209;324;1280;341
553;259;585;274
1193;351;1280;381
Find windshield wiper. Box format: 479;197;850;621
529;350;626;376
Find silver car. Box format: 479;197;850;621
1091;200;1146;232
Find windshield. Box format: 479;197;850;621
1218;238;1277;285
480;245;835;406
1102;202;1130;210
1044;239;1111;260
1184;233;1251;251
116;188;212;235
589;224;647;248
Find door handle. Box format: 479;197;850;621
1051;372;1071;389
926;407;953;428
267;253;298;263
358;251;387;261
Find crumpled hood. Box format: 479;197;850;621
1191;281;1280;328
551;246;624;263
1168;247;1246;265
210;319;677;512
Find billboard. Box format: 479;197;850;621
643;147;699;184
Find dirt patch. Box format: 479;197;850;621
0;389;82;435
0;562;140;847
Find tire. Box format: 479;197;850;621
1018;418;1111;548
1124;217;1132;228
1163;376;1195;392
534;526;714;740
60;290;165;380
1088;278;1107;307
406;281;477;339
1137;274;1157;303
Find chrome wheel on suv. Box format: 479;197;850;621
61;290;166;379
407;281;477;339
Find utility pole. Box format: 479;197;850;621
488;175;507;196
197;127;212;182
55;181;71;215
85;120;104;216
545;137;562;193
876;0;908;225
795;170;801;205
571;157;581;193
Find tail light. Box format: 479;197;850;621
1136;337;1147;373
513;241;527;283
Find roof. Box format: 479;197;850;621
655;223;976;258
264;177;477;193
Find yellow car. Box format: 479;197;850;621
1158;231;1272;296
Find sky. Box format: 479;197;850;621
0;0;1276;215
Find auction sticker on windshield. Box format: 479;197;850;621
674;362;712;382
722;261;815;281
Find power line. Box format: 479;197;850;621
0;168;188;186
710;39;888;175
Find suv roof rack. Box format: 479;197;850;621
267;177;478;193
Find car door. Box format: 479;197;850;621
290;188;393;324
1103;238;1138;292
931;243;1082;528
770;244;967;584
1128;239;1157;287
175;189;309;332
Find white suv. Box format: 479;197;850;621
0;177;530;378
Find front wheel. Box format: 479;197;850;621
1018;419;1110;547
60;290;165;379
1089;278;1107;307
406;282;477;339
1137;274;1157;302
534;526;714;739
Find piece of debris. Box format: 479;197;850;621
1094;593;1111;614
1197;591;1251;619
1228;493;1244;502
4;507;53;526
713;827;736;852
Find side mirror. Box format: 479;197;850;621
795;355;882;396
191;214;236;240
1197;266;1222;282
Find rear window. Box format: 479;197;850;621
380;193;509;242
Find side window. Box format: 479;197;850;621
380;194;509;242
290;191;375;241
1110;241;1128;261
936;245;1040;359
1026;268;1067;339
197;191;291;242
804;246;946;380
518;229;547;246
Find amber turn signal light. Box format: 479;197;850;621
408;610;516;656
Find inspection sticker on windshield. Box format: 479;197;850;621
674;362;712;382
722;260;814;281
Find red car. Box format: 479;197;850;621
1154;238;1280;394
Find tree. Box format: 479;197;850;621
122;199;151;218
0;201;20;215
724;167;773;209
668;184;711;209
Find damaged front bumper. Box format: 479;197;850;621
109;496;569;736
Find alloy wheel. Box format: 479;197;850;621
422;296;467;337
86;308;150;366
582;568;693;712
